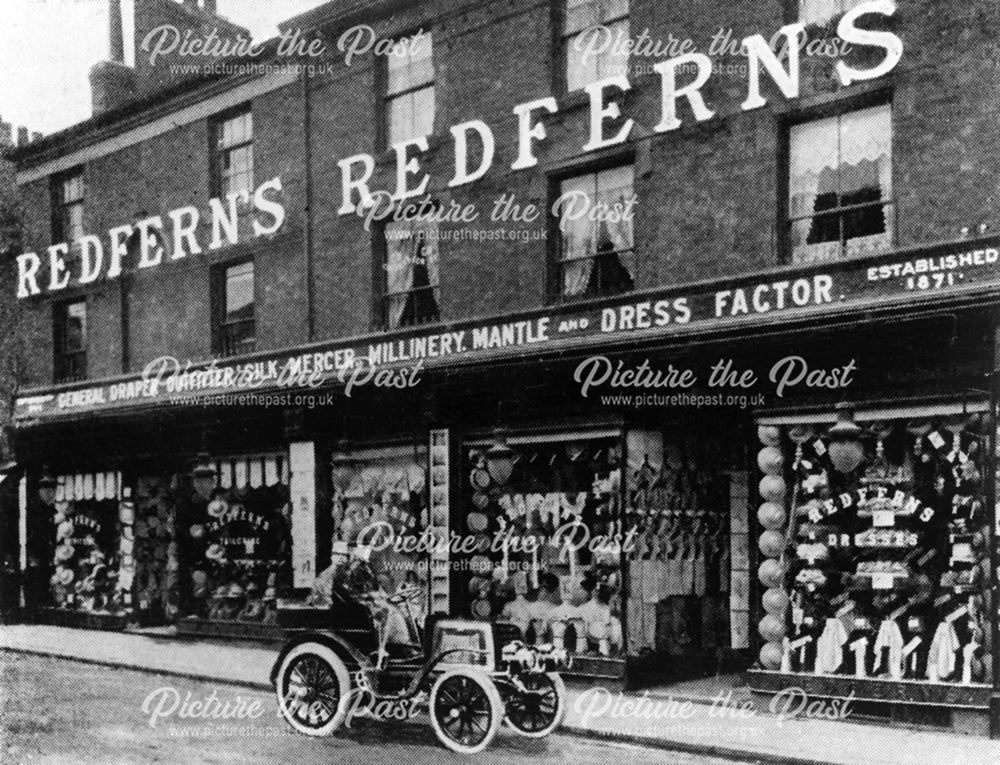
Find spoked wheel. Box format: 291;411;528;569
429;669;503;754
275;643;351;737
504;672;565;738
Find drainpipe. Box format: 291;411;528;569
302;63;315;341
988;359;999;737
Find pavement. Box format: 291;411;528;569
1;623;998;765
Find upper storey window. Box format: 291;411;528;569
562;0;630;91
788;104;893;264
386;33;435;146
212;106;254;200
51;168;84;246
799;0;868;26
555;164;635;298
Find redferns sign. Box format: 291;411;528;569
15;177;286;299
333;1;901;213
12;1;902;299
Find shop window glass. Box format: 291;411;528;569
556;165;635;298
789;104;893;264
46;474;127;617
179;455;292;624
383;218;441;329
563;0;630;91
54;299;87;383
759;412;990;685
386;34;435;146
321;444;431;630
461;436;625;658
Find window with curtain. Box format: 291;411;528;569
798;0;868;26
216;260;255;356
562;0;629;91
386;34;435;146
211;106;254;200
54;299;87;383
556;165;635;299
383;218;440;329
788;104;893;264
51;168;84;245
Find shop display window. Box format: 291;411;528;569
756;410;991;685
462;435;625;657
181;454;292;624
326;443;430;626
46;473;128;616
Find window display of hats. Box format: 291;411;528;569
48;496;124;615
186;476;290;624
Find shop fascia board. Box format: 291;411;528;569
12;235;1000;423
11;284;998;429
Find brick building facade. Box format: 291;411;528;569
4;0;1000;735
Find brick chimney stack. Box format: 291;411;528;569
109;0;125;63
89;0;138;114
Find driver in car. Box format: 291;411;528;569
308;549;419;655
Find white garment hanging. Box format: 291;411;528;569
927;621;959;681
873;619;904;678
815;618;848;674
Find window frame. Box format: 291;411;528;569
209;103;254;202
50;167;85;247
53;298;87;384
796;0;865;28
381;30;436;150
548;158;637;303
213;258;256;357
375;208;443;331
556;0;631;93
782;96;895;264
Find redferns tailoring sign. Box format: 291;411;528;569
13;2;902;299
14;237;1000;421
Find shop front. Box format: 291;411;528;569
12;406;297;638
10;234;1000;731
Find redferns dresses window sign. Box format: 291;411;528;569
12;3;902;300
13;235;1000;422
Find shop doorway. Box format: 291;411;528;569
624;422;752;691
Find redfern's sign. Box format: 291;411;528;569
12;2;901;300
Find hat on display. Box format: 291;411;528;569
206;544;226;563
207;497;228;519
57;567;75;586
55;543;74;563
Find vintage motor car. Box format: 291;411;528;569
271;558;568;754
